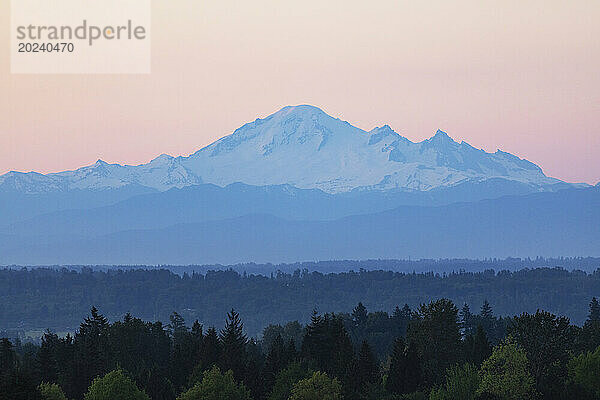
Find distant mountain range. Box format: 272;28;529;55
0;186;597;265
0;105;596;265
0;105;579;195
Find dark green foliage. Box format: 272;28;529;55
581;298;600;353
83;369;149;400
462;301;507;345
38;331;59;384
0;338;42;400
345;304;411;360
168;313;201;392
350;341;379;399
176;366;252;400
201;327;222;372
3;295;600;399
301;312;355;385
480;300;493;320
4;265;600;338
110;314;172;391
38;382;68;400
429;363;480;400
460;303;473;337
398;392;428;400
477;338;537;400
508;310;574;400
0;369;43;400
589;298;600;322
567;345;600;399
386;337;421;395
0;338;16;371
268;362;312;400
219;309;248;382
355;341;378;386
289;371;342;400
262;321;303;353
141;366;175;400
406;299;462;387
263;334;292;393
244;339;266;400
352;303;368;329
73;307;111;397
393;304;413;337
464;325;492;366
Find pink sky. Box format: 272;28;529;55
1;0;599;184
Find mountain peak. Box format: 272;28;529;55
150;154;174;164
424;129;457;147
267;105;330;122
370;124;395;133
277;104;327;115
0;105;564;194
368;125;401;145
433;129;451;139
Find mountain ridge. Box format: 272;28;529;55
1;186;597;265
2;178;572;237
0;105;571;194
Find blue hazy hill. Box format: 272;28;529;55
1;178;566;237
0;186;597;265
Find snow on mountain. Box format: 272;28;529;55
0;105;564;194
53;156;203;191
0;155;202;194
178;105;559;192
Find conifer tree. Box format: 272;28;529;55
245;339;266;400
263;334;288;392
201;327;222;370
588;297;600;322
583;297;600;351
142;366;175;400
0;338;16;372
190;320;204;370
480;300;493;320
355;340;378;387
301;312;354;393
468;325;492;366
391;304;412;339
167;312;187;338
219;309;248;381
386;337;421;394
73;307;110;398
285;338;297;363
406;299;461;386
265;335;286;373
38;330;59;384
352;302;368;327
508;310;573;399
167;312;197;391
460;303;473;337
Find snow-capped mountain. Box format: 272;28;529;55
0;105;565;194
0;155;202;194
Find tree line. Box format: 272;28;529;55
2;297;600;399
2;265;600;338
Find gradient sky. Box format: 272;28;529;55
1;0;599;184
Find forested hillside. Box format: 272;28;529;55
2;299;600;399
1;264;600;337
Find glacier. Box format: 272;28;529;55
0;105;569;194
